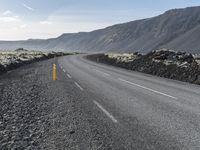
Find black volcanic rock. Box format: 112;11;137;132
87;50;200;85
1;6;200;53
0;64;5;74
0;50;68;74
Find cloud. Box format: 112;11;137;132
22;3;35;11
20;24;27;28
3;10;12;16
40;21;52;25
0;16;20;22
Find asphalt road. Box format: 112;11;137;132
1;55;200;150
57;54;200;150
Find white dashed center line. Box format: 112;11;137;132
67;74;72;79
75;82;83;91
118;78;177;99
93;69;110;77
93;100;118;123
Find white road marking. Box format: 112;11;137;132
102;72;110;77
118;78;177;99
63;69;66;72
93;100;118;123
75;82;83;91
93;69;110;77
7;70;12;73
67;74;72;79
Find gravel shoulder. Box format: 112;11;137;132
0;58;118;150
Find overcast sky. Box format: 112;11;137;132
0;0;200;40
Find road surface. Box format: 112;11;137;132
58;54;200;149
1;55;200;150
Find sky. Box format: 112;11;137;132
0;0;200;40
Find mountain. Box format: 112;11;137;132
1;6;200;53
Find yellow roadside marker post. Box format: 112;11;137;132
53;64;57;81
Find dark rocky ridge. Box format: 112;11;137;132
1;6;200;53
0;50;68;75
87;50;200;85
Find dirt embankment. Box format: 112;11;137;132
87;49;200;85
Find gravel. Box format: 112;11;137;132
0;58;116;149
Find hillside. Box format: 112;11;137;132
1;6;200;53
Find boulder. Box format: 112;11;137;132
0;64;5;74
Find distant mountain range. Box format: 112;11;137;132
1;6;200;53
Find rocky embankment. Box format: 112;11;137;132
87;49;200;85
0;49;67;74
